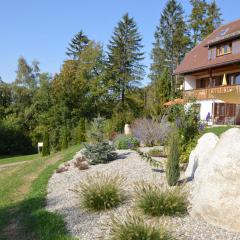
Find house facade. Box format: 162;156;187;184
174;19;240;125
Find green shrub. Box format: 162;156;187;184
135;183;187;217
148;148;167;157
109;214;174;240
84;117;117;164
42;131;50;156
78;172;126;211
114;135;139;150
179;138;197;163
166;128;180;186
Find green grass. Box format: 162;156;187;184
0;154;38;165
135;183;187;217
202;126;235;136
78;172;126;212
0;145;80;240
109;214;174;240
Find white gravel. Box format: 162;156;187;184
46;149;240;240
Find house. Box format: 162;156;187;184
174;19;240;125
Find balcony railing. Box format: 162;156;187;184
183;84;240;100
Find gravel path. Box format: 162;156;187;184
46;149;240;240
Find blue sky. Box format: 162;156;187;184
0;0;239;84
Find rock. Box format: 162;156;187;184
56;166;68;173
185;133;219;178
77;161;89;170
190;128;240;232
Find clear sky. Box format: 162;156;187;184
0;0;239;84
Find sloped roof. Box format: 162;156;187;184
174;19;240;75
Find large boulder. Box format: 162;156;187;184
190;128;240;232
185;133;219;178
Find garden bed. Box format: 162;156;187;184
46;149;240;240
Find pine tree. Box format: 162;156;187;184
204;0;222;38
107;13;145;109
42;130;50;156
166;127;180;186
189;0;207;46
66;31;89;59
189;0;222;46
150;0;190;98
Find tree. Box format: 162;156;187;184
74;118;86;143
189;0;207;46
204;0;222;38
84;117;117;164
66;31;89;59
166;126;180;186
61;126;69;150
107;13;145;109
150;0;190;97
147;68;170;117
42;130;50;156
189;0;222;46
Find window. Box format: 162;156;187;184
227;73;240;85
217;43;232;56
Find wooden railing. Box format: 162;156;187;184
183;84;240;100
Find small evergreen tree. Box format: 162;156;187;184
42;130;50;156
84;117;117;164
166;127;180;186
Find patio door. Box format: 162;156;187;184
213;103;237;125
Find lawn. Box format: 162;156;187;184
203;126;236;136
0;145;80;240
0;154;38;165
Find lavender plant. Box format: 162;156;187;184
132;117;171;146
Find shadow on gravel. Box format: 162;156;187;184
152;168;165;173
115;152;131;160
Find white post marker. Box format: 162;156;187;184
38;142;43;153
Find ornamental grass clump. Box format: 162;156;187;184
109;214;174;240
78;172;126;212
135;183;188;217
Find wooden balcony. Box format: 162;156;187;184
183;84;240;101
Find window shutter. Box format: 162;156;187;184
232;40;240;54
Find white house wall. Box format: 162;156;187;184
184;75;196;90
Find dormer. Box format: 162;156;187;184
207;28;240;60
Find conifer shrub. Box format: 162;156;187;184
77;172;126;211
135;183;187;217
84;117;117;164
109;214;174;240
61;127;69;150
114;135;139;150
74;118;86;143
42;131;50;156
166;127;180;186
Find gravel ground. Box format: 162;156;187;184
46;149;240;240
